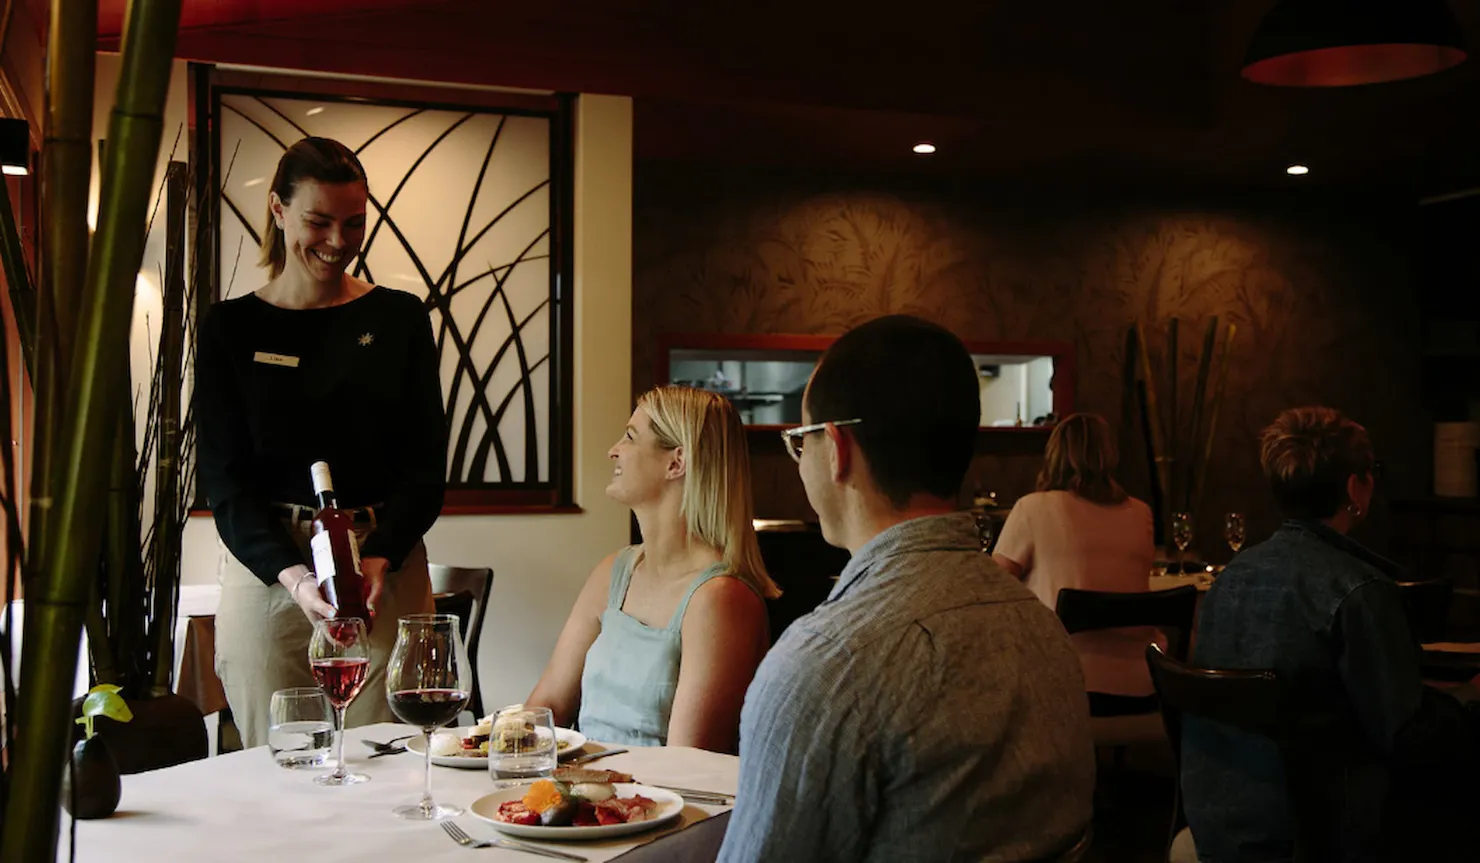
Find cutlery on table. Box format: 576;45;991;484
440;822;588;861
563;747;628;765
361;734;415;753
651;785;734;805
367;745;408;758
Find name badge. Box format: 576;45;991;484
253;351;300;368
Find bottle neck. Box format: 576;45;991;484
316;489;339;510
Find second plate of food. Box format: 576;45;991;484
408;726;588;769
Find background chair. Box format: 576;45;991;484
1146;643;1345;863
1396;578;1454;644
428;564;494;719
1055;585;1199;749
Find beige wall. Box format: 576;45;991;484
182;94;634;711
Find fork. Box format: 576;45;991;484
440;822;588;861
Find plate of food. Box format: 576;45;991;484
409;717;587;769
469;771;683;840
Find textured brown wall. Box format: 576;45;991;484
632;164;1427;559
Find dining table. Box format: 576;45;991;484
59;722;737;863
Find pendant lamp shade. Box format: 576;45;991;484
1242;0;1466;86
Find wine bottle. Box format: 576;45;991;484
309;461;372;630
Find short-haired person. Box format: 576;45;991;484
994;412;1159;712
717;316;1095;862
526;386;778;751
1182;406;1480;863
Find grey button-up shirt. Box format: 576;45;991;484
717;512;1095;862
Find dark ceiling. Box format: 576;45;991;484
71;0;1480;197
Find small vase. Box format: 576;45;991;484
60;736;121;819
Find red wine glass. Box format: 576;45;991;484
386;613;472;820
309;617;371;786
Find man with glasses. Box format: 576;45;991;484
718;315;1094;862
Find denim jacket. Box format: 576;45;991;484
1179;520;1468;863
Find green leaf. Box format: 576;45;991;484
80;687;133;726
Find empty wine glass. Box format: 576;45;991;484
1171;512;1193;574
386;614;472;820
309;617;371;786
1224;512;1246;554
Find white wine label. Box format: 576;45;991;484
253;351;300;368
310;532;335;585
346;530;363;574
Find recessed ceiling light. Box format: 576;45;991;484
1286;164;1309;175
912;142;937;155
306;106;326;117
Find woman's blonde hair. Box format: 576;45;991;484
637;386;780;599
1037;413;1128;505
258;137;367;278
1259;406;1374;520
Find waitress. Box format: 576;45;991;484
198;137;447;749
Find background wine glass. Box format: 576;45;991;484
386;613;472;820
1224;512;1246;554
1171;512;1194;573
309;617;371;786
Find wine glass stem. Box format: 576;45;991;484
421;730;434;814
334;705;347;777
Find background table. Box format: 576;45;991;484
60;722;736;862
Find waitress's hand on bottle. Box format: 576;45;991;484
278;564;336;621
362;556;391;621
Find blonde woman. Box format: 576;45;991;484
992;412;1158;711
527;386;779;751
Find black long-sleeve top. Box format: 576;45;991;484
197;287;447;586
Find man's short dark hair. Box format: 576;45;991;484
805;315;980;507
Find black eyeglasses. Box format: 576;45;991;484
779;418;863;463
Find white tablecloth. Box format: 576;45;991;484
61;722;737;862
3;585;222;701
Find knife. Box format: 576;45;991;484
563;747;629;765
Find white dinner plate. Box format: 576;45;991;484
468;783;684;840
407;726;587;769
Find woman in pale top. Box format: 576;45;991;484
527;386;780;752
992;412;1158;714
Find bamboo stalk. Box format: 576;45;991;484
30;0;98;555
1166;317;1178;514
97;387;135;687
149;161;187;695
1133;323;1171;537
2;0;183;856
0;176;36;379
1190;323;1237;521
1184;317;1219;513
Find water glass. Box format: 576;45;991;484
487;704;557;788
268;687;333;769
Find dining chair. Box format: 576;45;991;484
1396;578;1453;644
428;564;494;719
1054;585;1199;750
1145;643;1344;863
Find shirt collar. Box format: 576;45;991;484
1283;518;1408;581
826;511;981;603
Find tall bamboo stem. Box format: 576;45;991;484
1184;317;1219;513
1191;324;1237;521
2;0;183;856
149;161;186;694
30;0;97;557
1133;323;1170;538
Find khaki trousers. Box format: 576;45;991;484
214;519;433;749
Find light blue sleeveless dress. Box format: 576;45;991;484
577;547;740;746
